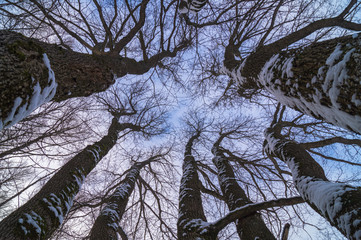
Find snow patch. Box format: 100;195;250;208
221;60;247;86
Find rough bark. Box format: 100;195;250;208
0;118;140;240
177;132;215;240
212;145;276;240
89;157;156;240
0;30;184;130
225;33;361;134
264;125;361;240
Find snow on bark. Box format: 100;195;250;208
264;128;361;239
0;53;57;130
87;145;101;163
179;0;207;14
90;159;157;240
178;132;211;239
212;145;275;240
258;34;361;134
16;167;85;239
0;118;128;239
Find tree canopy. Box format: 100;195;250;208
1;0;361;239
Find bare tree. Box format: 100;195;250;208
177;130;212;239
89;154;164;240
264;107;361;240
0;115;140;239
182;0;361;134
0;80;167;239
212;130;276;239
0;0;191;129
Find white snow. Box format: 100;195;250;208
182;218;210;233
352;94;361;107
282;57;294;78
87;145;101;163
42;196;64;224
221;60;246;86
18;211;44;236
1;53;57;130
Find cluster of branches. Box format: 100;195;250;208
1;0;361;239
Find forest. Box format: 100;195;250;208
1;0;361;239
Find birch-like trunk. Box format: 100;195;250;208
264;126;361;240
89;158;156;240
0;118;140;240
212;145;276;240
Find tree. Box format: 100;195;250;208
177;130;211;240
0;80;167;239
221;1;361;134
212;130;276;239
0;116;140;239
0;0;191;129
89;154;164;240
2;0;361;239
264;107;361;239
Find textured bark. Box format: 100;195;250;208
226;33;361;134
0;31;113;124
264;126;361;239
0;118;140;240
0;30;182;130
212;145;276;240
89;158;155;240
177;132;215;240
259;34;361;133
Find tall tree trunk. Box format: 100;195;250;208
212;145;276;240
0;118;140;240
0;30;183;130
177;132;215;240
89;157;157;240
225;33;361;134
264;125;361;240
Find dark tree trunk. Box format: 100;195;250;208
264;125;361;240
0;30;181;130
89;158;156;240
0;118;140;239
212;145;276;240
177;132;215;240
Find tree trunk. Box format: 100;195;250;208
0;30;179;130
0;118;140;240
226;33;361;134
212;146;276;240
89;158;156;240
177;132;215;240
264;125;361;240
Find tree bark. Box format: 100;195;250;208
0;118;140;240
264;125;361;240
0;30;183;130
89;157;157;240
177;132;215;240
225;33;361;134
212;145;276;240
